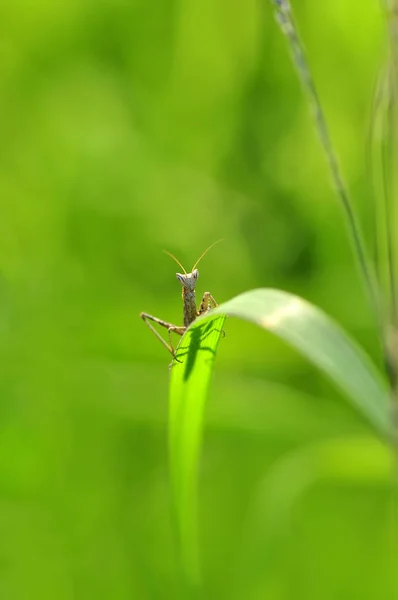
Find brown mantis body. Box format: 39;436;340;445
140;241;222;360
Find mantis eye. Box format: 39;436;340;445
192;269;199;279
176;273;185;284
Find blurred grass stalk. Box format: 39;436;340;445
270;0;398;431
270;1;381;335
371;1;398;418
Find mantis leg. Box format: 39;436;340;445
197;292;218;315
197;293;225;337
140;312;185;357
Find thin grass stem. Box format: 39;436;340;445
270;0;382;342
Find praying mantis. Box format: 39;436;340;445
140;240;222;361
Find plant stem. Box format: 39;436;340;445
270;0;382;341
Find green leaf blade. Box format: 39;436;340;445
168;315;226;585
168;288;391;587
210;289;391;439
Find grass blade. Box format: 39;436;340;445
168;288;391;586
211;289;391;438
168;315;226;586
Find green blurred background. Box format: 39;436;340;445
0;1;396;598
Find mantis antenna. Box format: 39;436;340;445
162;250;187;274
163;239;223;273
191;238;224;271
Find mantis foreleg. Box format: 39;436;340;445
140;312;185;357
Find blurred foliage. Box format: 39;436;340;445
0;1;396;599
